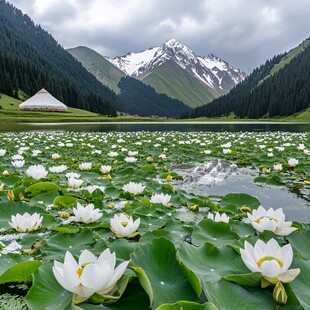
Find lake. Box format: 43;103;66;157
0;121;310;132
0;121;309;221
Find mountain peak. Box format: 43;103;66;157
108;39;246;91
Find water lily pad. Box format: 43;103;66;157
156;301;218;310
25;262;72;310
130;238;198;309
191;219;238;246
40;229;95;260
220;193;261;213
0;260;42;284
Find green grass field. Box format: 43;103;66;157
0;93;309;123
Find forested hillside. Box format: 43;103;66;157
118;77;192;117
190;38;310;118
0;0;118;116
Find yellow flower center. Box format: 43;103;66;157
255;216;278;224
256;256;284;268
121;221;128;227
76;262;93;278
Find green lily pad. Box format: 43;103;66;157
130;238;198;309
25;262;72;310
156;301;218;310
0;260;42;284
40;230;95;260
191;219;238;246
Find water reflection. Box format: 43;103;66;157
0;121;310;132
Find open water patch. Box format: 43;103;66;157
172;159;310;222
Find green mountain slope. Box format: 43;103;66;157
67;46;125;94
142;60;224;108
191;38;310;118
0;1;118;115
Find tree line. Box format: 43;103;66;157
189;40;310;118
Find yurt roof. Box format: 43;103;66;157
19;88;67;111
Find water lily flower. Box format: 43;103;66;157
79;162;92;170
12;154;24;160
128;151;138;156
52;153;61;159
207;211;229;223
240;238;300;284
73;202;102;223
158;154;167;159
273;163;283;172
100;165;111;174
9;212;43;232
124;157;137;163
122;182;145;195
223;148;232;154
68;177;83;189
0;149;6;156
108;151;118;157
288;158;298;167
12;160;25;168
247;206;297;236
26;164;48;180
110;213;140;238
53;249;129;300
49;165;68;173
150;193;171;206
66;172;81;179
83;185;105;194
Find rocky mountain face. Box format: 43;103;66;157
109;39;246;93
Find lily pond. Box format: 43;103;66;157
0;129;309;309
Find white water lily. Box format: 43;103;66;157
12;160;25;168
273;163;283;172
240;238;300;284
247;206;297;236
73;203;102;223
79;162;92;170
128;151;138;156
110;213;140;238
124;157;137;163
26;164;48;180
68;177;83;189
53;249;129;299
207;211;229;223
49;165;68;173
83;185;105;194
122;182;145;195
12;154;24;160
66;172;81;179
52;153;61;159
100;165;111;174
108;151;118;157
150;193;171;206
288;158;299;167
0;149;6;156
9;212;43;232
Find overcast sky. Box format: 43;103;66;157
7;0;310;72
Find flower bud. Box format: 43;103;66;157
166;175;173;182
273;281;287;305
3;170;9;176
7;189;15;201
189;205;199;212
105;174;112;181
147;156;154;163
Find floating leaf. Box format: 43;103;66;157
131;238;198;309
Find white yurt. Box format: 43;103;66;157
19;88;68;112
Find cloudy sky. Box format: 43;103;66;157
7;0;310;72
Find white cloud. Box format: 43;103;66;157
6;0;310;71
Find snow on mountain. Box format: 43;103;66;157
109;47;159;76
107;38;246;91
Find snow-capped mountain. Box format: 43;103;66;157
108;39;246;91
